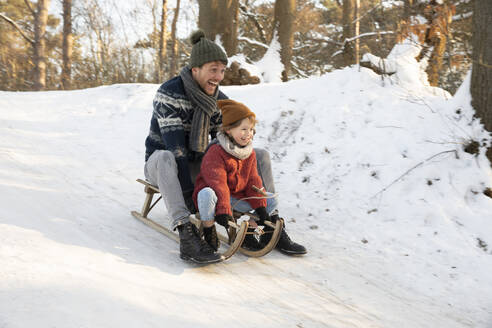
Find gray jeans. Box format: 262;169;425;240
144;148;276;230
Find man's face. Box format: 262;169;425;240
191;61;226;96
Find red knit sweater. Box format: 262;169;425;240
193;144;267;216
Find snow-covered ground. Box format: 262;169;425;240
1;44;492;327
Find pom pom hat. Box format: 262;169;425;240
218;99;256;127
189;30;228;68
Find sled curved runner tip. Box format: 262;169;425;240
233;212;284;257
131;179;250;260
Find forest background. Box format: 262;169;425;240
1;0;490;162
0;0;475;93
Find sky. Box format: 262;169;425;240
48;0;199;44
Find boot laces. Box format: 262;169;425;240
203;227;218;250
200;238;215;254
280;229;292;244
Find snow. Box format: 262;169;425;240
254;33;284;83
362;37;449;99
1;47;492;328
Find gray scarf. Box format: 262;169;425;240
180;66;219;153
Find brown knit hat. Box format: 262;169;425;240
218;99;256;127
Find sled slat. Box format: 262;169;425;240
131;211;179;242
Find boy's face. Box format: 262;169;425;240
191;61;226;96
226;118;255;147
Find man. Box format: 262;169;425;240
144;30;306;264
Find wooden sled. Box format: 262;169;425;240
131;179;283;259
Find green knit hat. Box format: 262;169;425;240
189;30;228;68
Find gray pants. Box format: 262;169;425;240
144;148;276;230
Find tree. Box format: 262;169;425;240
33;0;51;90
273;0;295;81
198;0;217;39
342;0;356;66
169;0;181;77
419;1;454;86
61;0;73;90
354;0;360;65
219;0;239;56
157;0;168;82
471;0;492;163
0;0;57;90
198;0;239;56
401;0;454;86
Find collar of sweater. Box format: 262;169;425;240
217;132;253;160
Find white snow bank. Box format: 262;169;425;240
1;47;492;327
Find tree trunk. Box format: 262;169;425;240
354;0;360;65
62;0;72;90
403;0;415;19
158;0;168;82
198;0;219;39
274;0;295;82
198;0;238;56
342;0;355;66
33;0;51;91
218;0;239;56
471;0;492;164
169;0;181;77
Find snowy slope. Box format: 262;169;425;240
1;57;492;327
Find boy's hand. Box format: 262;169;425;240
254;207;270;225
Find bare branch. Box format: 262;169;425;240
345;31;395;43
0;13;34;45
452;11;472;22
351;2;382;26
360;59;395;75
371;150;458;198
306;37;343;47
238;36;268;49
239;4;267;45
24;0;36;16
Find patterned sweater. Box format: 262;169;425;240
145;75;228;194
193;144;267;216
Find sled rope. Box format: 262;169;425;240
231;185;279;209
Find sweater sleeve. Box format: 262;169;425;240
200;146;232;216
153;90;193;194
244;151;267;209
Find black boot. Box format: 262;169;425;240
260;216;307;256
202;225;219;252
241;227;263;251
178;222;222;264
276;228;307;255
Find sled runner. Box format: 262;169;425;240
131;179;283;259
